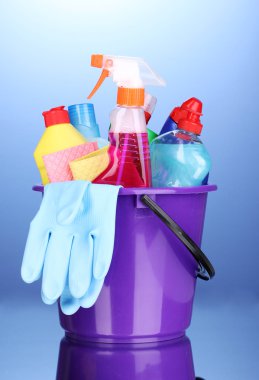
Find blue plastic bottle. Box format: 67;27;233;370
68;103;108;148
160;111;178;135
151;98;211;187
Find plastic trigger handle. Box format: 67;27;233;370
88;69;109;99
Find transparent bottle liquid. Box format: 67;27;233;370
151;130;211;187
93;106;151;187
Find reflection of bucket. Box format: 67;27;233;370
59;185;216;342
56;335;195;380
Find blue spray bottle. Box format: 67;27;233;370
151;98;211;187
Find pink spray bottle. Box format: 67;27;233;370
87;54;165;187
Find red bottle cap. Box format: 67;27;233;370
42;106;70;128
177;98;203;135
170;106;188;123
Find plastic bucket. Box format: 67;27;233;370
58;185;217;343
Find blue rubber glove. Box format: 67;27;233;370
21;181;93;303
22;181;120;314
60;183;121;315
60;278;104;315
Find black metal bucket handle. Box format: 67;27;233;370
141;195;215;281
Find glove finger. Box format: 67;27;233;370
60;284;80;315
69;234;94;299
92;232;115;280
41;289;56;305
89;183;120;280
80;278;104;308
42;232;73;302
21;222;50;283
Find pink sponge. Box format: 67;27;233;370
43;142;97;182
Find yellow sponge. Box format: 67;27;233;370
69;145;110;181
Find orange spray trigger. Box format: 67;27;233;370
91;54;104;68
87;69;109;99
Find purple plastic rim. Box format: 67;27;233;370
32;184;217;195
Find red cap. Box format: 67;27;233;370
42;106;70;128
170;106;188;123
176;98;203;135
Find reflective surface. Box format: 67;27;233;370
57;335;195;380
2;297;259;379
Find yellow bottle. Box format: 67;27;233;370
34;106;86;185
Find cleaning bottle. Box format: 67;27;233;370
68;103;109;148
159;99;193;135
143;92;157;124
151;98;211;187
87;54;165;187
68;103;100;139
143;93;158;143
108;92;158;143
34;106;86;185
147;128;158;144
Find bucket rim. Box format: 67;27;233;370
118;184;217;195
32;184;217;195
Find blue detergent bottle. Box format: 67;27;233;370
68;103;109;148
159;108;178;135
151;98;211;187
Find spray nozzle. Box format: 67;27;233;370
87;54;165;106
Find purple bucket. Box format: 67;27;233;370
58;185;217;343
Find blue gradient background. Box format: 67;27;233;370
1;0;259;379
